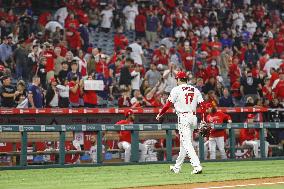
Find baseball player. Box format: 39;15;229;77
116;109;147;162
156;71;206;174
206;103;232;160
239;114;269;158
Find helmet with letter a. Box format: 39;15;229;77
175;71;188;84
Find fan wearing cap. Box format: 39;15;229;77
156;71;206;174
206;103;232;160
239;114;269;158
42;42;56;85
115;109;147;162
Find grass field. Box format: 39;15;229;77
0;160;284;189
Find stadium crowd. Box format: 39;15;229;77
0;0;283;112
0;0;284;162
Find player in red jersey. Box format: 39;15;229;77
206;103;232;160
116;109;147;162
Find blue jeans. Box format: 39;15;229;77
163;27;173;37
16;64;24;79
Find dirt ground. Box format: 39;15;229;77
132;177;284;189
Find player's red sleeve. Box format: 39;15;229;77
159;100;172;117
199;101;206;121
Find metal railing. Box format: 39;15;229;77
0;123;284;169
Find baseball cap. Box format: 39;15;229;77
247;114;255;119
49;77;56;83
175;71;188;79
124;109;134;117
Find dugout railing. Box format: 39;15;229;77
0;122;284;169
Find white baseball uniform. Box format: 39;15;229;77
168;83;203;170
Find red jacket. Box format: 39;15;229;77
135;14;146;32
114;34;128;50
116;120;133;143
42;50;55;72
239;128;258;144
206;65;219;78
274;80;284;100
66;32;82;50
206;112;231;138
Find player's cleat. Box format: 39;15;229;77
191;165;202;174
170;165;180;174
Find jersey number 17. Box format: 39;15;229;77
185;93;194;104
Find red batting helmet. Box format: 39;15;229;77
124;109;134;117
247;114;255;119
175;71;188;79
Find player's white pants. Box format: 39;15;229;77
118;141;147;162
242;140;259;158
209;136;227;160
174;113;201;170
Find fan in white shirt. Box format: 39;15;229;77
129;41;144;65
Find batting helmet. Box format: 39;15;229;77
124;109;134;117
175;71;188;79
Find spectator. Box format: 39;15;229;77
130;64;141;93
123;2;138;31
56;78;69;108
67;60;82;81
27;45;39;81
244;43;259;68
45;77;59;108
87;48;100;75
13;39;28;80
240;71;261;100
202;76;217;94
0;36;13;68
219;88;234;107
114;27;129;51
131;90;145;108
273;71;284;100
129;40;143;65
54;47;65;76
42;42;56;84
145;63;161;88
119;58;133;89
146;11;159;43
163;63;177;93
69;74;81;107
28;76;43;108
134;10;146;39
83;75;98;108
100;4;113;33
14;80;28;108
118;87;131;107
0;75;16;107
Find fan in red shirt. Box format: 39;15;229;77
114;29;129;50
135;11;146;39
275;34;284;56
206;103;232;160
42;43;56;81
65;13;80;30
83;76;98;108
38;12;52;28
180;41;195;71
115;109;147;162
228;57;241;85
210;37;222;58
273;71;284;100
69;75;81;107
264;36;275;56
152;45;169;66
195;61;207;82
206;60;219;79
66;28;82;53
